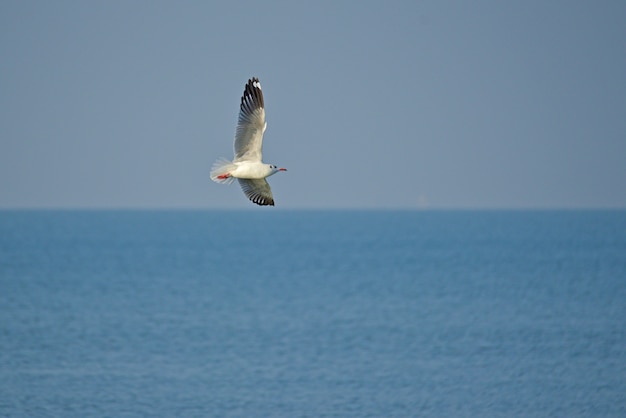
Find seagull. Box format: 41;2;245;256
210;77;286;206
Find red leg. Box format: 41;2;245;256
217;173;231;179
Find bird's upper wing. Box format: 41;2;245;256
238;178;274;206
233;77;266;162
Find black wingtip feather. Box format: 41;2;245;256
240;77;264;113
249;194;274;206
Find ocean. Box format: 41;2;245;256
0;210;624;417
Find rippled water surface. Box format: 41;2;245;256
1;210;625;417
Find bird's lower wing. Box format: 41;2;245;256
238;178;275;206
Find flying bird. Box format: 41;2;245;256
210;77;286;206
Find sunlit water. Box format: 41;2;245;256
1;210;625;417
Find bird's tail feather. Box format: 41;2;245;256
210;158;237;184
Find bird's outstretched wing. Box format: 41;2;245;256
238;178;274;206
234;77;266;162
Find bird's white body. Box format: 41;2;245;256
210;77;286;206
231;161;279;179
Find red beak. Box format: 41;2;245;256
279;168;287;171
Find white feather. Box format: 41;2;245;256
210;158;236;184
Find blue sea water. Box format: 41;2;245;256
0;210;625;417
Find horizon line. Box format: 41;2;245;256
1;206;625;212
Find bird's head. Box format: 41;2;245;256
269;164;287;174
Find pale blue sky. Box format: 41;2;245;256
1;1;625;209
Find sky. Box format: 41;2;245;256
1;1;625;209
